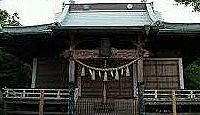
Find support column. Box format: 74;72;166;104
68;33;76;115
31;58;37;88
77;65;81;97
39;90;44;115
69;59;75;82
69;33;75;83
133;63;137;97
178;58;184;89
137;58;143;82
172;90;177;115
138;82;145;115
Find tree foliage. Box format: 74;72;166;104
184;58;200;89
175;0;200;12
0;50;31;88
0;9;21;27
0;9;31;88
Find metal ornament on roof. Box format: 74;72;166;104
77;57;140;81
127;4;133;9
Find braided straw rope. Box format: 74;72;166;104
74;57;141;71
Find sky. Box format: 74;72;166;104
0;0;200;26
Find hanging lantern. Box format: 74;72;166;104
92;70;95;80
81;66;85;76
115;70;119;80
99;71;102;78
103;71;108;81
111;71;114;77
126;66;130;77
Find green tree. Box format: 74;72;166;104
175;0;200;12
0;9;31;88
184;58;200;89
0;9;21;27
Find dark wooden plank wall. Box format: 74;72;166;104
143;58;181;89
36;58;68;88
80;58;183;98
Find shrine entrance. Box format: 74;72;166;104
64;47;144;114
75;59;140;114
77;59;139;99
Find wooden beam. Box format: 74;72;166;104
31;58;37;88
63;49;140;60
178;58;184;89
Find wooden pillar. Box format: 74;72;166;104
3;101;7;115
133;99;138;115
103;60;107;103
39;90;44;115
137;58;143;82
77;65;81;97
31;58;37;88
172;90;177;115
133;62;137;97
178;58;184;89
69;33;75;83
69;60;75;82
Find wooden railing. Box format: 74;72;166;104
144;90;200;101
2;88;79;102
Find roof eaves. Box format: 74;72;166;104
58;5;70;24
145;2;159;25
1;23;53;34
51;26;144;30
160;22;200;34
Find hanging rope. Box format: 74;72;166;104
74;57;141;71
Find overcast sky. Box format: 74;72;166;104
0;0;200;26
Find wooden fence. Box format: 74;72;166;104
2;88;200;114
2;88;78;115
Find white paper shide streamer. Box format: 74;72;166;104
121;68;124;76
103;71;108;81
99;71;102;78
126;67;130;77
76;58;140;81
81;67;85;76
111;71;114;77
115;70;119;80
92;70;95;80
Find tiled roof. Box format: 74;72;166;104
57;3;160;28
61;11;152;27
159;22;200;34
1;24;52;34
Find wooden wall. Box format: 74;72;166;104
143;58;184;89
36;57;68;88
80;58;184;98
33;57;184;96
